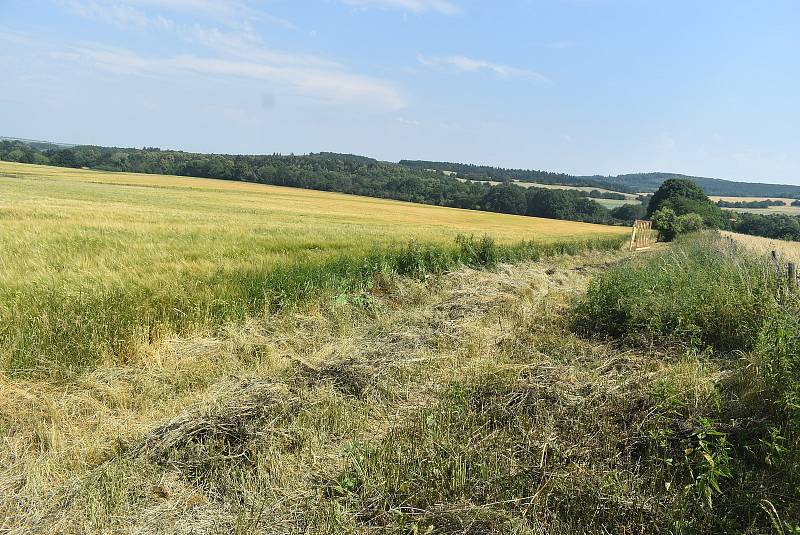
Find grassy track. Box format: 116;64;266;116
0;162;628;376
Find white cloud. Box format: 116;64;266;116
340;0;460;15
64;0;173;30
395;117;421;126
65;0;296;29
185;25;336;67
0;27;40;47
124;0;242;16
55;44;406;110
417;54;550;82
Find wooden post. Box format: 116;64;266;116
772;251;782;278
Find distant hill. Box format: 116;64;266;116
0;136;75;151
578;172;800;198
403;161;800;199
400;160;625;192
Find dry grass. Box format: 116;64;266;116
722;230;800;264
3;240;793;533
2;249;657;533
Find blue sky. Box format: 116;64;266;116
1;0;799;183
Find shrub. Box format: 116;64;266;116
651;207;678;241
652;209;705;242
573;234;778;351
574;233;800;528
675;212;704;234
647;178;727;230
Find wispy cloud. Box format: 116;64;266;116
53;1;398;109
55;44;406;110
339;0;460;15
185;25;336;67
395;116;421;126
0;27;40;47
63;0;173;30
123;0;244;17
65;0;297;29
417;54;550;82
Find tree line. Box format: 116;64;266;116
403;161;800;199
400;159;638;192
716;199;785;209
0;141;644;226
9;139;799;242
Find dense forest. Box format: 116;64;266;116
0;140;632;225
604;172;800;197
732;212;800;241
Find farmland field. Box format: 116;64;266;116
722;230;800;263
453;176;640;209
0;162;628;376
710;195;800;215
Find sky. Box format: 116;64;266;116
1;0;799;184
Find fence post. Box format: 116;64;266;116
772;251;782;277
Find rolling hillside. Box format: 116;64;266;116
402;161;800;198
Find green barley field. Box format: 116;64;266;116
0;162;628;377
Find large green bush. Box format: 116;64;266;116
574;234;778;351
647;178;727;232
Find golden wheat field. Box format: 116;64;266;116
0;162;628;376
711;195;800;215
722;230;800;264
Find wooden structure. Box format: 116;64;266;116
629;220;655;251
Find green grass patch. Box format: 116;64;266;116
574;234;780;352
2;234;626;378
572;233;800;531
